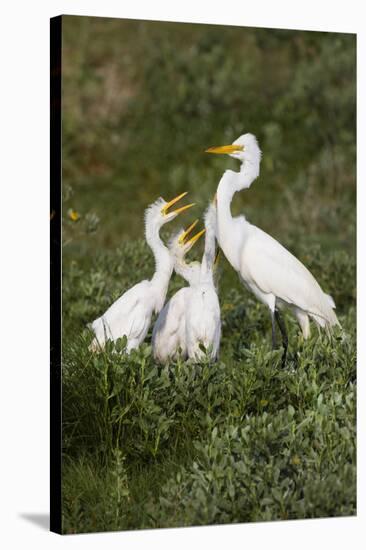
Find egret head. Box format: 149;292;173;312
205;133;261;165
168;221;204;283
169;220;205;260
145;192;195;229
168;220;205;285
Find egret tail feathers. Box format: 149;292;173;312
309;306;341;334
325;293;336;309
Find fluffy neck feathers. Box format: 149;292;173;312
200;203;217;283
144;214;173;311
175;259;200;286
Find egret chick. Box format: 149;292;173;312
206;134;339;361
89;192;194;352
152;220;205;363
185;202;221;361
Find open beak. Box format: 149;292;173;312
205;144;244;155
185;228;206;248
161;191;195;216
179;219;199;244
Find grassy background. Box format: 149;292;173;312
61;16;356;533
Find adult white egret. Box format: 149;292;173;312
89;192;194;352
206;133;339;360
152;220;205;363
185;202;221;361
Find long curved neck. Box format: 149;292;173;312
174;259;190;283
201;238;215;282
200;206;216;283
216;163;259;268
145;221;173;310
217;162;259;223
174;258;199;286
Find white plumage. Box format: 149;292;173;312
152;283;193;363
153;204;221;363
237;224;338;335
152;222;202;363
206;133;339;347
90;280;156;353
185;203;221;361
89;193;194;352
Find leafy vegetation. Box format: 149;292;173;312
61;16;356;533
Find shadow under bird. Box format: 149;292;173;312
206;133;340;362
89;192;194;352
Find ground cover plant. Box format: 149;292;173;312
61;17;356;533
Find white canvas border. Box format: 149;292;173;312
0;1;363;548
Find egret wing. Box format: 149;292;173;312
94;280;152;342
243;226;334;321
152;288;188;360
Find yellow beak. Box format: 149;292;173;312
214;249;220;265
205;144;244;154
185;228;206;248
179;219;199;244
161;191;195;216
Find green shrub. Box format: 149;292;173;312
151;399;356;527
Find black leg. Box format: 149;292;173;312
275;309;288;366
271;311;278;350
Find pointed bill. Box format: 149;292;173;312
205;144;244;154
185;228;206;248
171;203;195;216
179;219;199;244
161;191;188;215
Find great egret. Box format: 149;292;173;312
152;220;205;363
206;133;339;360
185;202;221;361
89;192;194;352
